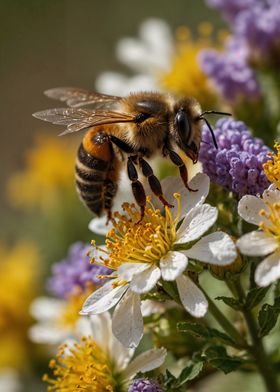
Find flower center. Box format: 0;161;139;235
159;24;217;108
93;195;181;269
263;142;280;189
259;202;280;241
57;288;91;330
43;336;117;392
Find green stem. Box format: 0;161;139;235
203;290;247;349
232;279;279;392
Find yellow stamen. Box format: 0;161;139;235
44;336;119;392
263;142;280;189
92;195;181;270
259;203;280;241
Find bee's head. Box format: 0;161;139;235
171;98;202;163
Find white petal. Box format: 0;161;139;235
176;275;208;317
88;312;112;354
255;250;280;287
28;323;68;344
238;195;266;225
0;369;20;392
161;173;210;221
29;297;64;321
124;347;167;379
75;317;93;337
112;290;143;348
130;265;161;293
141;299;175;317
111;340;135;372
88;216;112;236
175;204;218;244
263;187;280;204
184;232;237;265
237;231;278;256
117;263;150;281
81;280;128;315
160;251;188;281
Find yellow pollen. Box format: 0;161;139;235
92;196;181;270
263;142;280;189
259;203;280;241
44;336;118;392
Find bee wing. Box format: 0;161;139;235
44;87;122;108
32;107;135;135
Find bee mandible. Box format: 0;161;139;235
33;87;229;221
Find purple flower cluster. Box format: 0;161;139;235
47;242;112;299
199;118;271;197
234;1;280;57
199;37;260;102
206;0;254;22
206;0;280;57
201;0;280;101
128;379;163;392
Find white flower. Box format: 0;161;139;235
0;369;20;392
82;173;237;347
95;18;173;95
44;311;166;391
237;185;280;287
29;294;91;345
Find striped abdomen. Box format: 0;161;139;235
75;129;118;216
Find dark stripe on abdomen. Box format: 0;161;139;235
77;144;109;171
75;143;110;215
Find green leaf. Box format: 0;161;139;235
204;345;242;374
258;297;280;337
245;286;270;310
176;361;204;386
215;296;242;310
177;322;235;346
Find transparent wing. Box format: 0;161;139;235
32;107;135;135
44;87;122;108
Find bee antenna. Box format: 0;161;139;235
200;117;218;149
200;110;232;117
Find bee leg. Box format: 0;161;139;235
104;179;118;223
139;158;173;208
109;135;135;153
127;156;146;222
166;149;198;192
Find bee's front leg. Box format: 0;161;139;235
127;156;146;222
164;148;198;192
138;158;173;208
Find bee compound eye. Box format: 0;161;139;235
175;110;191;144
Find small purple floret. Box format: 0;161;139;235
199;118;271;197
128;379;163;392
47;242;112;299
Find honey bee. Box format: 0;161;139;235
33;87;229;221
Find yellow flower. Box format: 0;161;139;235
159;24;218;108
43;312;166;392
0;242;39;369
7;133;76;211
44;337;117;392
263;142;280;189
